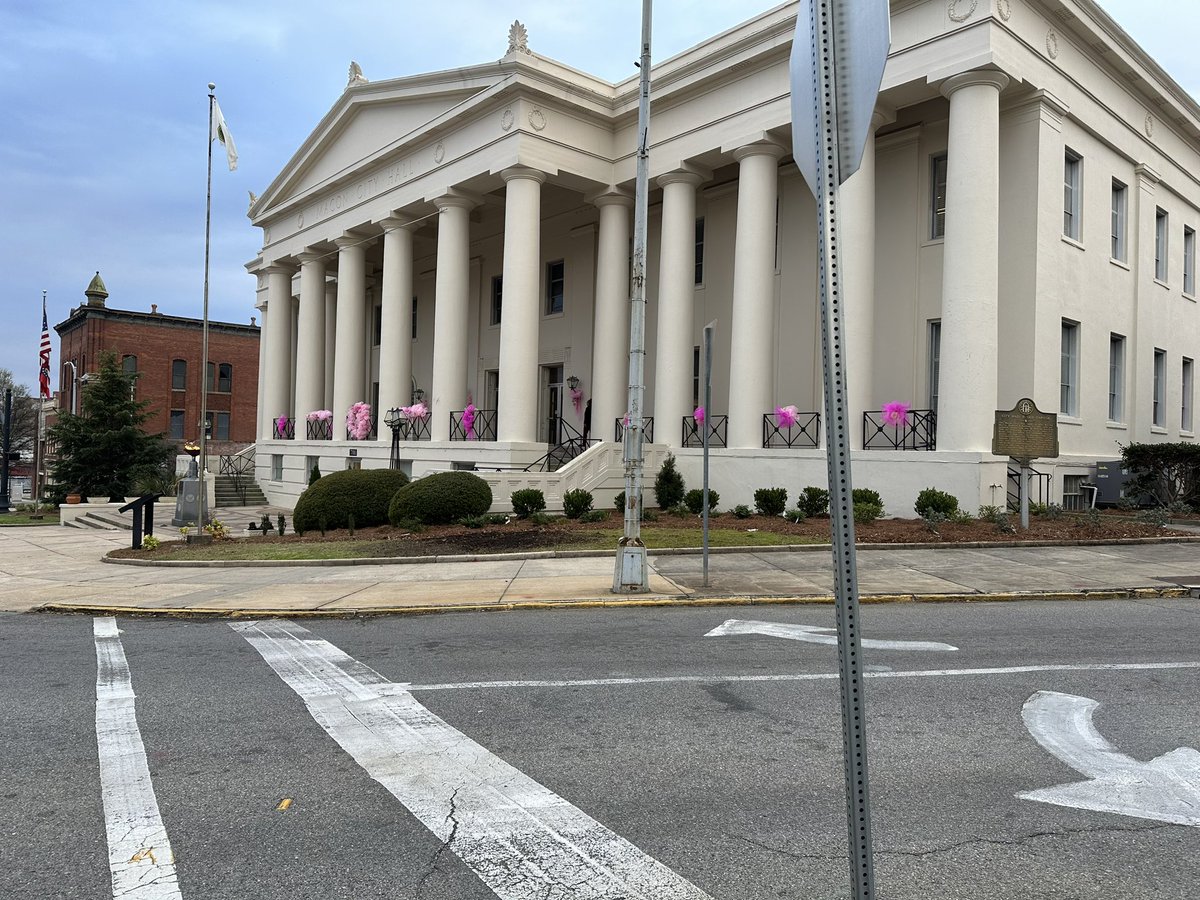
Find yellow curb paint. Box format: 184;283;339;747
276;798;293;811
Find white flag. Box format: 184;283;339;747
211;97;238;171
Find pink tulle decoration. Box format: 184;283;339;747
306;409;332;421
275;415;290;433
622;413;631;427
774;405;799;429
346;402;372;440
570;387;583;416
881;402;910;428
462;402;476;440
401;402;428;420
693;406;705;426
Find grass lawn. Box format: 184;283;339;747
0;510;60;526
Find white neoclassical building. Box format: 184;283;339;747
248;0;1200;514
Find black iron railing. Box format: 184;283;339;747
345;415;379;441
614;416;654;443
862;409;936;450
272;418;294;440
1007;464;1051;511
762;412;821;448
682;415;728;448
398;416;431;441
218;445;256;504
305;418;333;440
450;408;498;441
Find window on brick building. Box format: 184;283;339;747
171;359;187;391
215;412;230;441
169;410;185;440
122;355;137;376
218;364;232;393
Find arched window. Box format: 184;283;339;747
171;359;187;391
218;363;233;393
122;355;137;375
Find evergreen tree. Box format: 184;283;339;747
0;369;37;456
48;351;170;502
654;453;686;509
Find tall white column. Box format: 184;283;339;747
332;236;368;434
841;113;888;450
654;170;703;448
726;144;783;449
264;264;296;435
938;70;1009;452
591;192;633;443
254;296;268;440
378;217;415;417
431;194;476;441
498;168;545;443
323;282;337;410
294;250;327;422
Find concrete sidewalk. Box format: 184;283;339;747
2;507;1199;617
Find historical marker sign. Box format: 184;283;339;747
993;398;1059;464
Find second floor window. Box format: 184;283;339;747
1063;150;1082;240
171;359;187;391
930;154;948;240
207;362;233;392
546;260;565;315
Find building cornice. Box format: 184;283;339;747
54;306;260;338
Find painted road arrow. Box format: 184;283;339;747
1018;690;1200;827
705;619;958;652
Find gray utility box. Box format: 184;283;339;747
1093;459;1151;507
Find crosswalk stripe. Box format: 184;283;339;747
93;617;183;899
234;619;714;900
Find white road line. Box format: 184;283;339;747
400;661;1200;692
93;617;183;900
705;618;959;651
233;619;713;900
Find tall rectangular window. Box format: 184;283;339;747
928;320;941;413
1108;334;1125;423
1153;348;1166;427
1184;226;1196;295
217;363;232;393
546;260;565;314
271;454;283;481
692;345;701;407
1156;208;1169;281
1061;320;1080;416
411;297;418;340
1111;180;1127;261
490;276;503;326
694;218;705;284
169;410;185;440
171;359;187;391
1064;150;1082;240
930;154;948;240
371;305;382;346
1183;357;1194;432
215;412;230;441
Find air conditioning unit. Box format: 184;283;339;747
1093;459;1152;507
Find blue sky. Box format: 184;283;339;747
0;1;1195;391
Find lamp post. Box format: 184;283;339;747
384;407;403;470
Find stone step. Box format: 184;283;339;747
83;511;133;531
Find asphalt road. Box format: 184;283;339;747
2;598;1198;900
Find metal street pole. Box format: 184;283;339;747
198;82;216;537
0;388;12;514
614;0;653;593
701;320;715;587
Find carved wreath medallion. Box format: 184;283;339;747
434;141;446;164
1145;115;1155;138
996;0;1012;22
501;108;515;131
528;107;547;132
1046;29;1060;59
948;0;978;22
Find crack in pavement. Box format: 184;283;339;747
416;787;460;897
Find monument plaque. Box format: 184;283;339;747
992;398;1059;464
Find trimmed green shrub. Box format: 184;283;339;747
914;487;959;519
614;491;645;513
510;488;547;518
529;511;553;525
853;501;883;524
580;509;608;523
1121;441;1200;507
852;487;883;508
732;504;752;519
784;508;806;523
388;471;492;526
293;467;410;533
754;487;788;516
459;515;486;528
684;488;720;515
797;486;830;517
563;488;594;519
654;454;686;509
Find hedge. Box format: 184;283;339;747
388;471;493;525
292;467;410;533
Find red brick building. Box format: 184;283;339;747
54;272;260;453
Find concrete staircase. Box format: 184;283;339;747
64;510;132;531
215;474;268;507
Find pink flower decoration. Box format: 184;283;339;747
774;405;799;429
306;409;332;421
346;402;372;440
570;387;584;416
462;402;476;440
881;402;910;428
622;413;631;427
401;402;428;420
275;415;290;433
693;406;705;426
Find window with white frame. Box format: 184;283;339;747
1111;180;1127;261
490;276;502;326
928;320;941;413
1061;320;1080;416
271;454;283;481
1156;208;1169;281
930;154;948;240
1108;334;1125;423
411;296;418;340
1064;150;1082;240
692;345;701;408
1183;357;1194;432
1184;226;1196;295
546;260;565;315
694;218;705;285
1153;348;1167;427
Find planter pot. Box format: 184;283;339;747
65;494;82;504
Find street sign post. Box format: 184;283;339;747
790;1;890;897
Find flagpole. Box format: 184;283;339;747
34;290;46;513
199;83;216;536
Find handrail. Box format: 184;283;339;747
218;444;256;505
1007;463;1050;511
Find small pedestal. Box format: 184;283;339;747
172;477;203;527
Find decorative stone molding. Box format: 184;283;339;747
1144;114;1155;138
940;69;1011;99
587;189;634;209
296;212;304;229
507;21;531;55
501;108;515;131
732;141;786;163
433;141;446;164
378;215;416;233
500;166;547;185
1046;29;1060;59
656;169;707;189
948;0;978;23
347;61;369;88
263;227;271;244
996;0;1013;22
1135;162;1161;185
528;107;547;132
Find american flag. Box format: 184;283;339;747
39;293;51;400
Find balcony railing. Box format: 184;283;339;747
614;416;654;443
862;409;936;450
762;412;821;448
272;418;294;440
682;415;727;448
450;408;498;441
396;416;431;441
305;418;333;440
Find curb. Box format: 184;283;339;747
99;534;1200;568
35;585;1195;619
